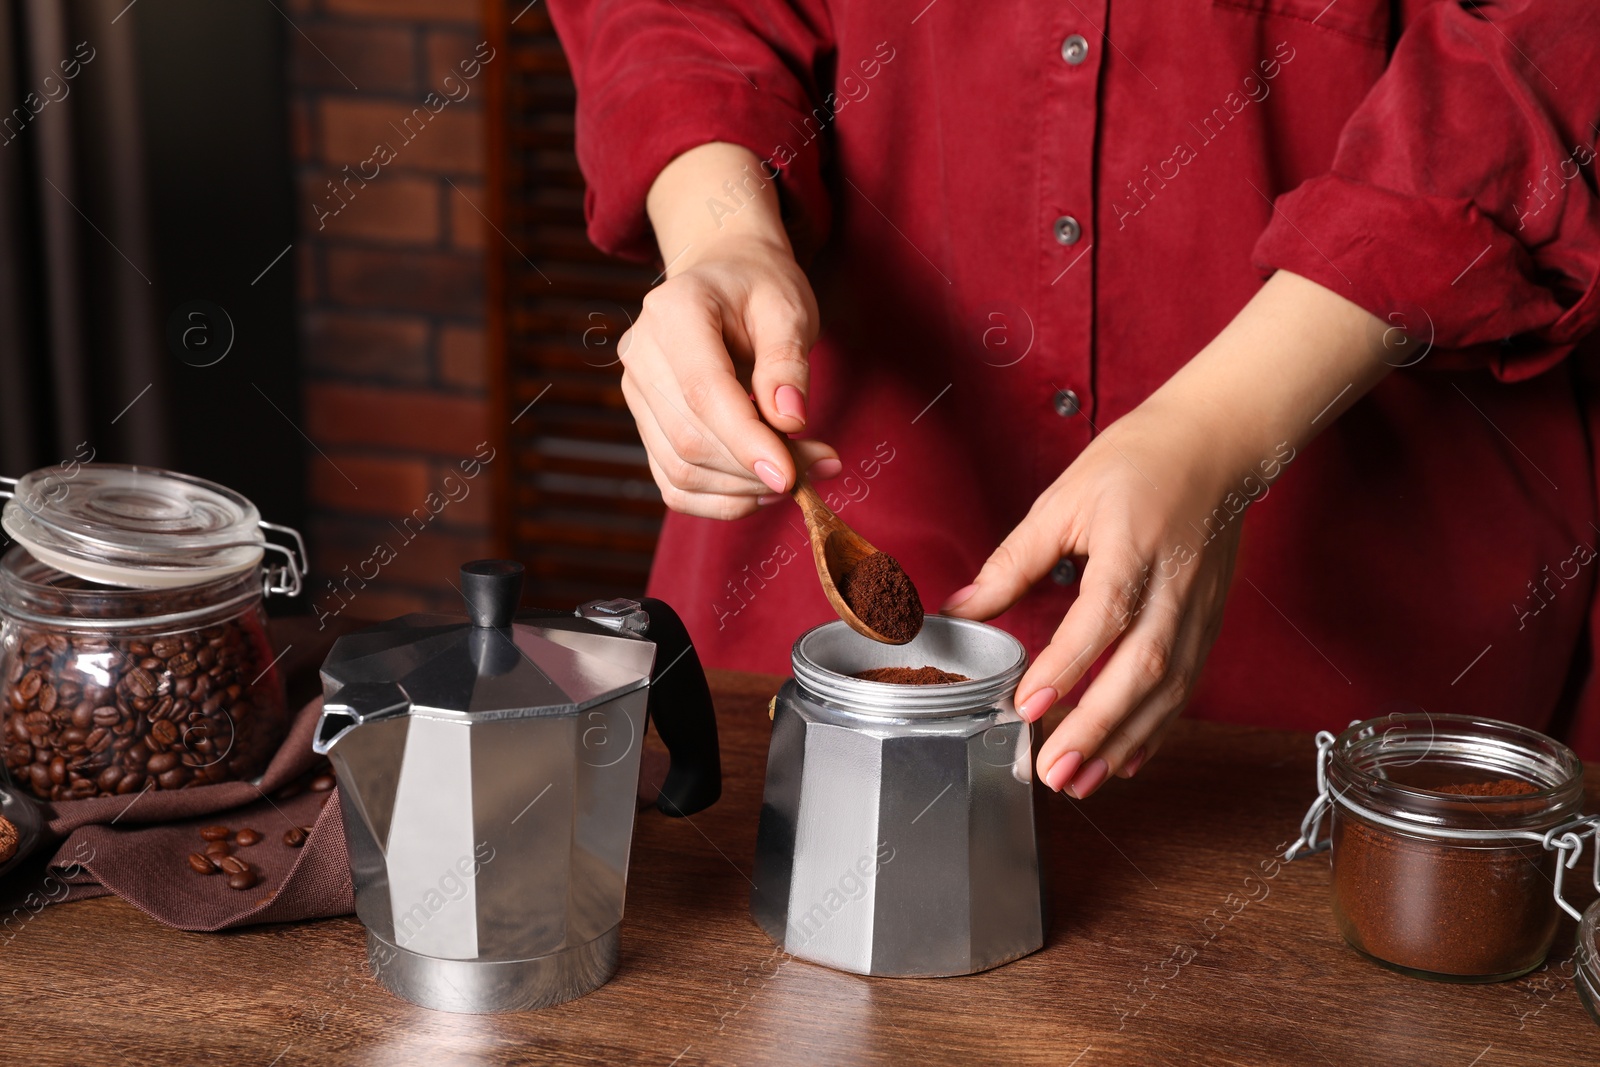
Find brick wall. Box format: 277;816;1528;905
286;0;499;626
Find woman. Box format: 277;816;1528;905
547;0;1600;796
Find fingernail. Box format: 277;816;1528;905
774;385;807;423
807;457;843;480
1123;746;1148;777
757;493;786;506
1017;686;1057;722
1066;758;1109;800
940;583;979;612
753;460;786;493
1043;750;1083;792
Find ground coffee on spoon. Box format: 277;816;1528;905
838;552;922;643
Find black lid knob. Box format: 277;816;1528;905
460;559;524;628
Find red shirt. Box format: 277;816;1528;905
549;0;1600;756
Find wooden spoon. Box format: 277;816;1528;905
790;475;923;645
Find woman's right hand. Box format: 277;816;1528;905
624;144;841;520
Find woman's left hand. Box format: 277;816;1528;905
941;269;1393;798
940;397;1251;799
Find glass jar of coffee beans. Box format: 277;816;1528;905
0;464;306;801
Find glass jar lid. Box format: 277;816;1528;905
0;464;298;591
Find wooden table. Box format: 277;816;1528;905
6;665;1599;1065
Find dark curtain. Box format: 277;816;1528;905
0;0;169;477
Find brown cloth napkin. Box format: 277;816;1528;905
2;695;357;931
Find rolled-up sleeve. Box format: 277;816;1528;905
548;0;835;262
1252;0;1600;381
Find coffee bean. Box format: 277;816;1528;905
2;611;289;801
310;774;336;793
226;869;259;891
219;855;249;875
188;853;219;875
282;826;308;848
200;825;232;842
235;828;262;847
205;840;233;859
123;667;158;699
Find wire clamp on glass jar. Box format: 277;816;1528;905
1287;725;1600;921
256;522;307;598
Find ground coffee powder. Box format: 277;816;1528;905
838;552;922;643
853;666;970;685
1332;775;1557;979
0;813;16;863
1434;779;1540;797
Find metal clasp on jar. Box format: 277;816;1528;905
1544;814;1600;921
260;522;309;598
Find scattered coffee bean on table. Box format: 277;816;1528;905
188;853;219;875
204;840;232;859
282;826;308;848
199;825;232;842
226;868;259;891
235;828;262;847
310;774;336;793
0;813;16;863
218;855;249;876
838;552;923;643
854;666;970;685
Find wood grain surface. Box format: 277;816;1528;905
5;663;1598;1066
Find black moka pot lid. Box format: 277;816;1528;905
319;560;655;721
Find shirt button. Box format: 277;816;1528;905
1053;215;1082;246
1053;388;1080;417
1060;34;1089;65
1051;559;1079;585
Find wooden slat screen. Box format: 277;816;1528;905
486;0;665;609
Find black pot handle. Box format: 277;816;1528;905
639;597;722;816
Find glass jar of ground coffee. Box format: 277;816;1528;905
1315;715;1584;983
0;465;305;801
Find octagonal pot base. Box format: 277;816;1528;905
752;909;1040;978
366;924;619;1012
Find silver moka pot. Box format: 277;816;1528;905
752;615;1043;976
314;560;721;1013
